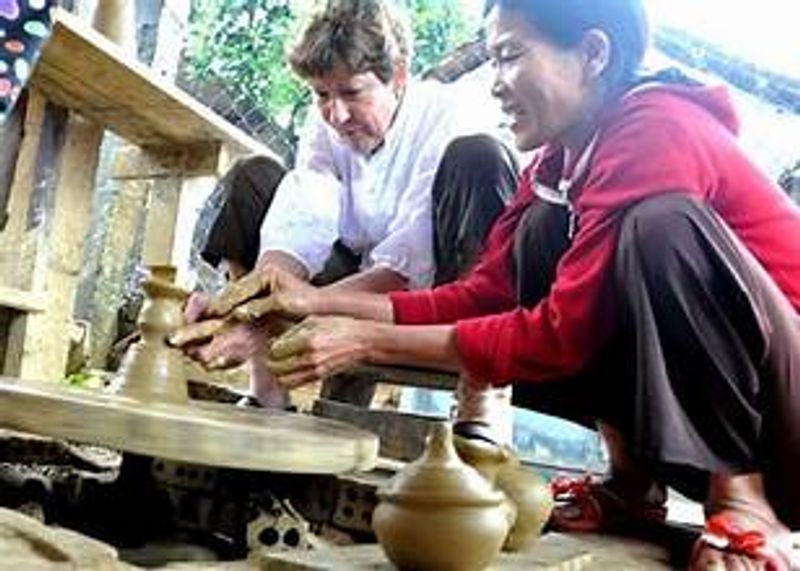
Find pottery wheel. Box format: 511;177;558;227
0;376;378;474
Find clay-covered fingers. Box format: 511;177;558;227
265;319;367;390
168;318;226;347
206;268;272;316
266;349;362;390
192;322;270;371
184;291;212;323
267;321;311;360
232;296;281;323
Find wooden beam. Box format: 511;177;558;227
356;364;459;391
30;9;276;157
312;399;444;462
0;286;45;314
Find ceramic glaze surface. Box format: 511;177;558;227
373;423;511;570
454;434;554;552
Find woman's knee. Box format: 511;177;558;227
615;193;715;276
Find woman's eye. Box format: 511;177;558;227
498;51;521;63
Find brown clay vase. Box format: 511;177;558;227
114;265;189;403
454;435;554;552
372;422;514;571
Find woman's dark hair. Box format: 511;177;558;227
486;0;649;87
290;0;411;83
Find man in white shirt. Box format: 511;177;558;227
187;0;517;424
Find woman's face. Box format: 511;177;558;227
310;66;406;155
487;7;602;152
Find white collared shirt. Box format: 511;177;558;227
258;79;497;288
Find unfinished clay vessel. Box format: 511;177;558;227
454;435;553;552
373;422;513;571
114;265;189;403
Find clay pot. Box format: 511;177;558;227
373;422;513;571
454;436;553;552
452;434;511;483
495;456;553;551
115;265;189;403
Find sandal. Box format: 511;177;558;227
690;513;800;571
548;474;667;533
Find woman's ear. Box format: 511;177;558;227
581;29;612;81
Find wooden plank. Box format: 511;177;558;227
112;142;223;179
0;286;45;314
8;112;104;381
356;364;459;390
30;9;275;157
312;398;444;462
0;90;47;292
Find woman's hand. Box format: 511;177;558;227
265;316;374;390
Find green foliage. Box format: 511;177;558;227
183;0;478;150
184;0;312;140
400;0;479;75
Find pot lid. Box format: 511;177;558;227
378;423;505;507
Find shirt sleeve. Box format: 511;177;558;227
454;97;716;385
258;110;343;276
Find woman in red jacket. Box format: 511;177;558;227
174;0;800;567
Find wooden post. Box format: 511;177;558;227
91;0;137;55
4;102;103;380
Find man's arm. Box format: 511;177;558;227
323;266;408;294
256;250;311;281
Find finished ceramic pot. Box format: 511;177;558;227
495;456;554;551
454;435;554;552
373;422;514;571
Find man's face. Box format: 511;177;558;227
309;67;406;154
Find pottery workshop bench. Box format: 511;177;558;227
0;6;275;383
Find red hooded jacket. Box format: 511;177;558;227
390;83;800;385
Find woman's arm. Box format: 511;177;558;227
266;317;462;389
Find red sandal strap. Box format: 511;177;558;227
702;513;767;557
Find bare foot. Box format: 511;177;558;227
690;509;797;571
690;473;799;570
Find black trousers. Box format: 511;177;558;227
511;194;800;526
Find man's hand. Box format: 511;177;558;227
233;266;321;323
265;316;372;390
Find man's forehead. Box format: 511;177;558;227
310;70;381;89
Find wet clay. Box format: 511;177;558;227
114;265;189;403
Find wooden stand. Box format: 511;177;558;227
0;8;277;382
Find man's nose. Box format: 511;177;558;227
326;98;350;126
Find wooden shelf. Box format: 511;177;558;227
0;286;45;314
29;9;273;156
